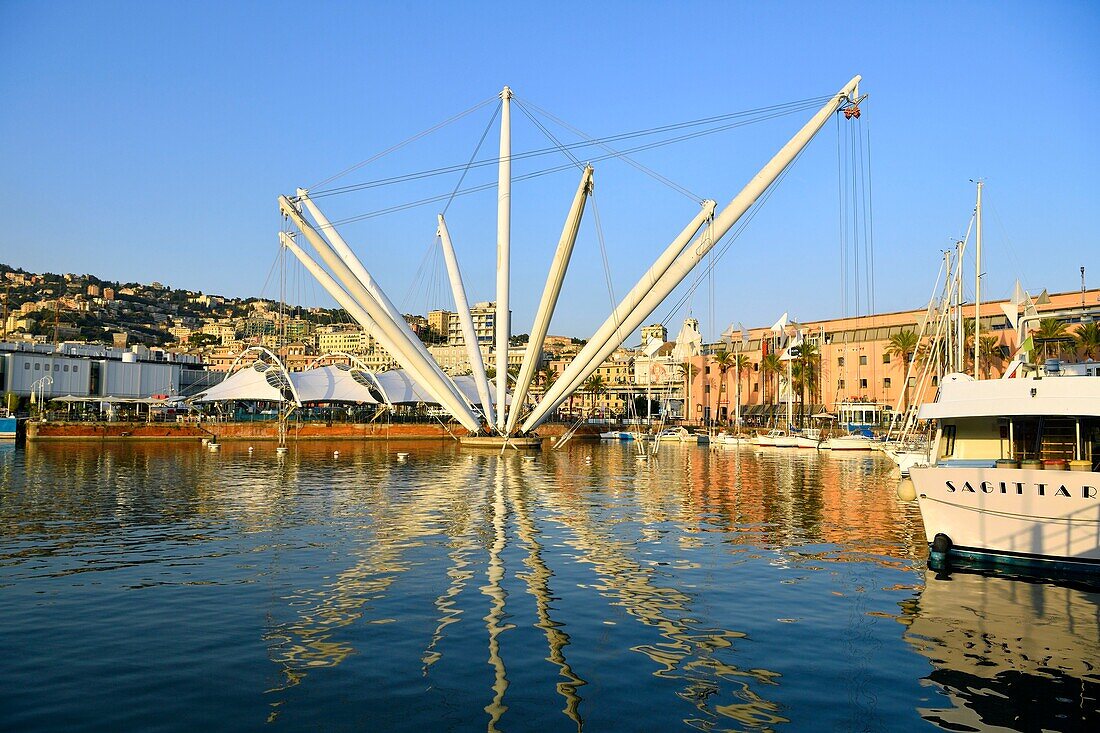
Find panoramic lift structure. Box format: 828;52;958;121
277;75;864;445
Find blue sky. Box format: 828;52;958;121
2;1;1097;340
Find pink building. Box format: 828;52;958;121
684;287;1100;425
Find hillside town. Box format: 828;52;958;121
3;262;1098;425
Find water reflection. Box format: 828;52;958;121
902;567;1100;731
5;441;1094;731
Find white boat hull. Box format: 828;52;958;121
910;466;1100;568
883;447;930;475
821;435;875;451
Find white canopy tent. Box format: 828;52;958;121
189;363;501;411
291;365;381;405
191;361;290;404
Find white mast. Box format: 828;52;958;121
505;165;593;434
973;180;983;379
279;231;463;424
437;214;495;427
734;357;741;432
520;202;715;430
279;197;482;432
955;240;964;372
785;341;793;430
295;190;478;418
495;85;512;433
523;74;862;433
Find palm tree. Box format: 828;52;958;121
886;329;920;411
712;350;734;423
795;341;820;417
761;352;782;412
1034;318;1070;360
678;361;699;423
581;374;606;417
1075;322;1100;360
978;335;1002;379
733;353;750;426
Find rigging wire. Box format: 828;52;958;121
863;118;876;313
514;96;701;202
589;191;619;318
404;101;502;314
321;102;828;227
309;95;499;190
512;99;583;170
657;144;810;326
835;113;846;316
305;96;831;200
443;102;502;215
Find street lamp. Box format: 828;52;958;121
30;375;53;421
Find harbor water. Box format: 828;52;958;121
1;441;1096;731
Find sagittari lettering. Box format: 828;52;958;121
943;480;1099;499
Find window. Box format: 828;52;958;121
837;356;845;367
882;353;891;364
704;366;710;374
838;379;846;389
24;363;30;370
943;424;957;456
704;384;710;394
64;365;69;372
859;355;868;366
883;377;892;388
53;364;59;371
860;378;868;389
34;363;40;370
72;365;78;374
931;375;938;386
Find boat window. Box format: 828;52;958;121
943;424;957;456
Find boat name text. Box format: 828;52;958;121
945;480;1097;499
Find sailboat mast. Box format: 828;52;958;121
494;85;512;433
973;180;983;379
955;240;964;372
786;341;793;430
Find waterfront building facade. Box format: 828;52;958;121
682;287;1100;425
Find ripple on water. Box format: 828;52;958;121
0;440;1096;732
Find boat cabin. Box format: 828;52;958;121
836;401;891;435
918;369;1100;470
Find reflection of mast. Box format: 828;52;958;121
482;459;510;731
512;466;585;729
540;466;786;728
263;464;464;693
422;461;491;671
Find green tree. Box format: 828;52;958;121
581;374;606;416
678;361;699;423
712;350;734;423
761;352;782;406
733;353;750;423
886;329;920;410
188;332;220;349
1075;322;1100;360
978;335;1003;379
1033;318;1070;360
